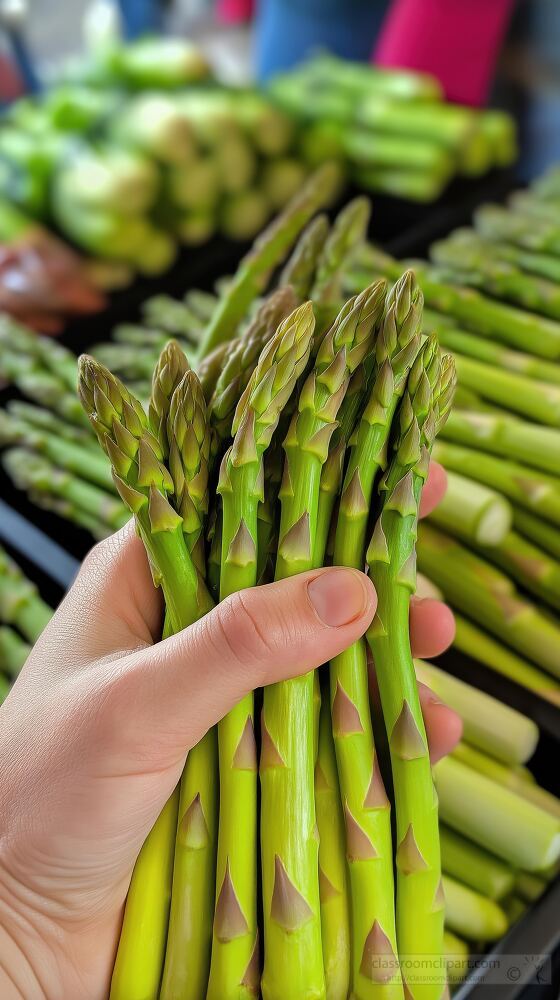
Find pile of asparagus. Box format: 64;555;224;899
342;169;560;706
0;545;52;693
268;53;517;203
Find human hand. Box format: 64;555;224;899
0;463;459;999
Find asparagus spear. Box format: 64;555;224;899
329;273;423;1000
279;214;330;301
442;931;469;989
315;686;351;1000
78;358;213;1000
354;246;560;360
439;408;560;477
0;624;31;677
184;289;220;323
26;491;111;539
207;302;315;1000
442;876;508;943
428;468;512;545
475;529;560;612
366;338;455;1000
0;315;78;391
0;409;114;491
311;197;371;323
197;344;230;401
0;546;52;642
3;448;127;532
0;352;89;427
417;523;560;678
435;756;560;871
148;340;192;459
142;295;203;341
198;163;340;356
452;744;560;820
513;506;560;560
439;827;514;902
432;441;560;526
449;353;560;427
7;401;99;451
474;203;560;255
425;310;560;386
261;283;384;1000
208;287;298;459
430;239;560;320
414;661;538;765
452;614;560;707
448;231;560;285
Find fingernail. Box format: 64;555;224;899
308;569;369;627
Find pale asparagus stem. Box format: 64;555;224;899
439;826;515;901
207;302;316;1000
414;661;538;765
366;339;456;1000
315;687;351;1000
475;529;560;613
439;409;560;478
78;358;212;1000
0;546;52;642
279;214;330;301
427;469;512;546
416;522;560;678
442;877;509;943
198;163;340;356
452;743;560;820
329;272;424;1000
149;339;192;458
513;506;560;560
261;282;386;1000
434;756;560;871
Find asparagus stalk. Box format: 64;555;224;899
452;614;560;707
197;344;231;401
515;871;548;904
279;214;330;301
315;687;351;1000
442;931;469;989
449;354;560;427
0;353;89;427
430;239;560;319
7;401;99;452
417;523;560;678
208;287;298;459
475;529;560;612
439;827;515;902
442;876;508;943
424;308;560;386
0;546;52;642
78;358;213;1000
3;448;127;532
452;744;560;820
142;296;203;342
366;339;456;1000
451;233;560;285
434;756;560;871
0;624;31;676
513;506;560;560
0;410;114;491
26;491;111;539
184;289;220;324
428;468;512;545
414;661;538;765
198;163;339;356
474;203;560;255
261;283;384;1000
432;441;560;527
148;341;192;459
207;302;315;1000
354;246;560;360
0;316;78;391
311;197;371;323
439;408;560;477
330;273;424;1000
503;896;528;925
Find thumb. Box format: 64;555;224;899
120;567;377;757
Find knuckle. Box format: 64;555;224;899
213;589;274;671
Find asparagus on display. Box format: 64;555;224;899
279;214;330;302
414;661;538;765
0;545;53;643
475;529;560;613
452;743;560;820
417;523;560;678
428;468;512;545
439;408;560;477
0;625;31;677
439;827;514;902
442;876;509;943
513;506;560;560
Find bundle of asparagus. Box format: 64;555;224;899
268;53;516;203
0;544;52;689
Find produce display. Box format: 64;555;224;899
1;170;560;997
0;545;52;692
268;53;517;202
